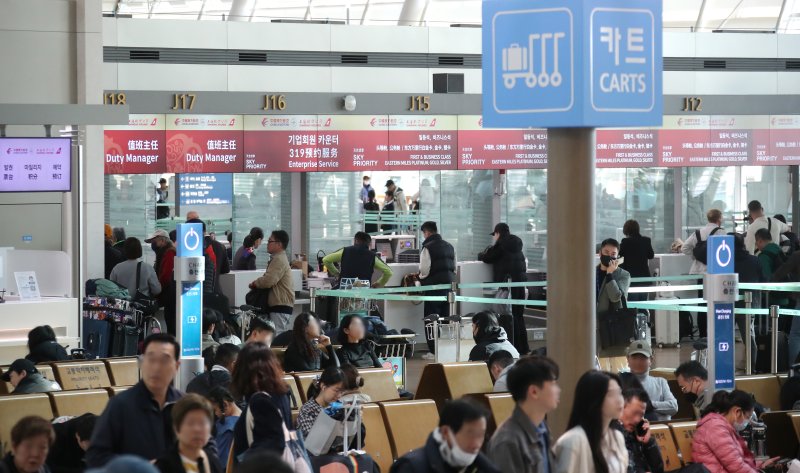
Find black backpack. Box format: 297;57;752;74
692;227;722;264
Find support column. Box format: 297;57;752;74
546;128;596;436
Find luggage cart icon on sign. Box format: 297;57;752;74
502;32;565;90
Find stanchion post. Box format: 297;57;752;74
309;287;316;313
433;318;440;364
770;305;780;374
448;282;457;319
744;291;753;376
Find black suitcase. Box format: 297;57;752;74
755;331;788;374
83;317;112;359
111;322;141;357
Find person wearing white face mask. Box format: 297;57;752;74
692;389;779;473
389;399;500;473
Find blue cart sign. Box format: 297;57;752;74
482;0;662;128
707;235;734;275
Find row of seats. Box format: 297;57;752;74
0;386;131;455
283;368;401;411
0;357;140;394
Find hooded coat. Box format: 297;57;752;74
469;314;520;362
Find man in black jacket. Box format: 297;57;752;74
86;334;188;466
390;399;500;473
419;221;456;358
732;233;763;368
187;343;240;398
478;223;529;355
46;413;97;473
322;231;393;288
616;388;665;473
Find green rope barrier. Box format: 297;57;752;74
454;296;547;306
458;281;547;289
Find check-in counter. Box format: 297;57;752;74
219;269;308;313
0;297;79;364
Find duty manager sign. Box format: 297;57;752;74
482;0;662;129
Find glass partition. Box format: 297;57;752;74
682;167;738;236
232;173;289;269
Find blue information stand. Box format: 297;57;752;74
705;235;737;392
175;223;205;388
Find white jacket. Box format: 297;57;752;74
554;426;628;473
744;216;790;255
681;223;722;274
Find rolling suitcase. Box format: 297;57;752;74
654;283;681;347
111;322;141;357
83;317;112;359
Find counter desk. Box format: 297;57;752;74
0;297;79;364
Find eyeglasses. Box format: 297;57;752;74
267;239;278;244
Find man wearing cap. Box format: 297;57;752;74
478;223;529;355
626;341;678;421
2;359;62;394
745;199;790;255
385;179;408;214
145;229;177;333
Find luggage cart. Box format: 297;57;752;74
425;315;473;363
368;334;416;390
338;278;373;322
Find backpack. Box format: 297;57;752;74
781;230;800;255
770;250;791;281
692;227;722;264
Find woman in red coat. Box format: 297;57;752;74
692;390;777;473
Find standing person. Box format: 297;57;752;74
615;389;664;473
682;208;724;274
554;371;628;473
745;200;790;255
2;359;62;394
86;334;184;466
418;221;456;359
359;176;374;205
186;218;230;292
381;190;397;233
154;394;223;473
2;416;55;473
732;233;762;369
625;341;677;421
478;223;530;355
390;399;500;473
754;229;790;309
619;220;654;302
283;313;336;373
364;190;380;234
692;390;779;473
232;235;256;271
110;237;162;298
146;229;177;334
156;178;170;220
231;343;292;463
488;356;560;473
596;238;631;317
322;232;393;288
25;325;68;364
772;246;800;365
385;179;408;214
674;361;710;415
248;230;294;335
104;224;123;280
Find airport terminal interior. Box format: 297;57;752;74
4;0;800;472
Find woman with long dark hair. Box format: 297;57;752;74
692;390;778;472
295;366;347;440
554;371;627;473
619;219;654;302
230;342;291;463
283;313;336;372
336;315;382;369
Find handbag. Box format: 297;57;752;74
492;288;512;315
245;287;270;311
243;392;313;473
597;295;640;350
132;262;159;316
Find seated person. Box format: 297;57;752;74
487;350;516;392
2;359;62;394
187;343;240;398
154;394;223;473
3;416;56;473
469;312;519;362
675;360;710;414
614;388;664;473
215;318;242;346
202;309;220;353
243;315;275;347
693;390;778;473
625;341;677;421
296;367;347;441
780;364;800;411
283;313;337;372
336;315;382;369
207;387;241;468
110;237;162;298
618;372;657;422
339;364;371;404
26;325;68;364
47;413;97;473
390;399;499;473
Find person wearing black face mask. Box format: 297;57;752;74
597;238;631;318
674;361;709;417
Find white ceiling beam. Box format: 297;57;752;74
398;0;426;25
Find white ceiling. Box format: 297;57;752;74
102;0;800;32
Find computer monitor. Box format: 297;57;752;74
393;238;415;256
375;241;393;262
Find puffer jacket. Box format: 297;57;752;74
13;373;62;394
692;413;757;473
469;326;520;362
478;234;527;283
336;342;382;369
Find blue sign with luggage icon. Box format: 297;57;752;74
482;0;662;128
